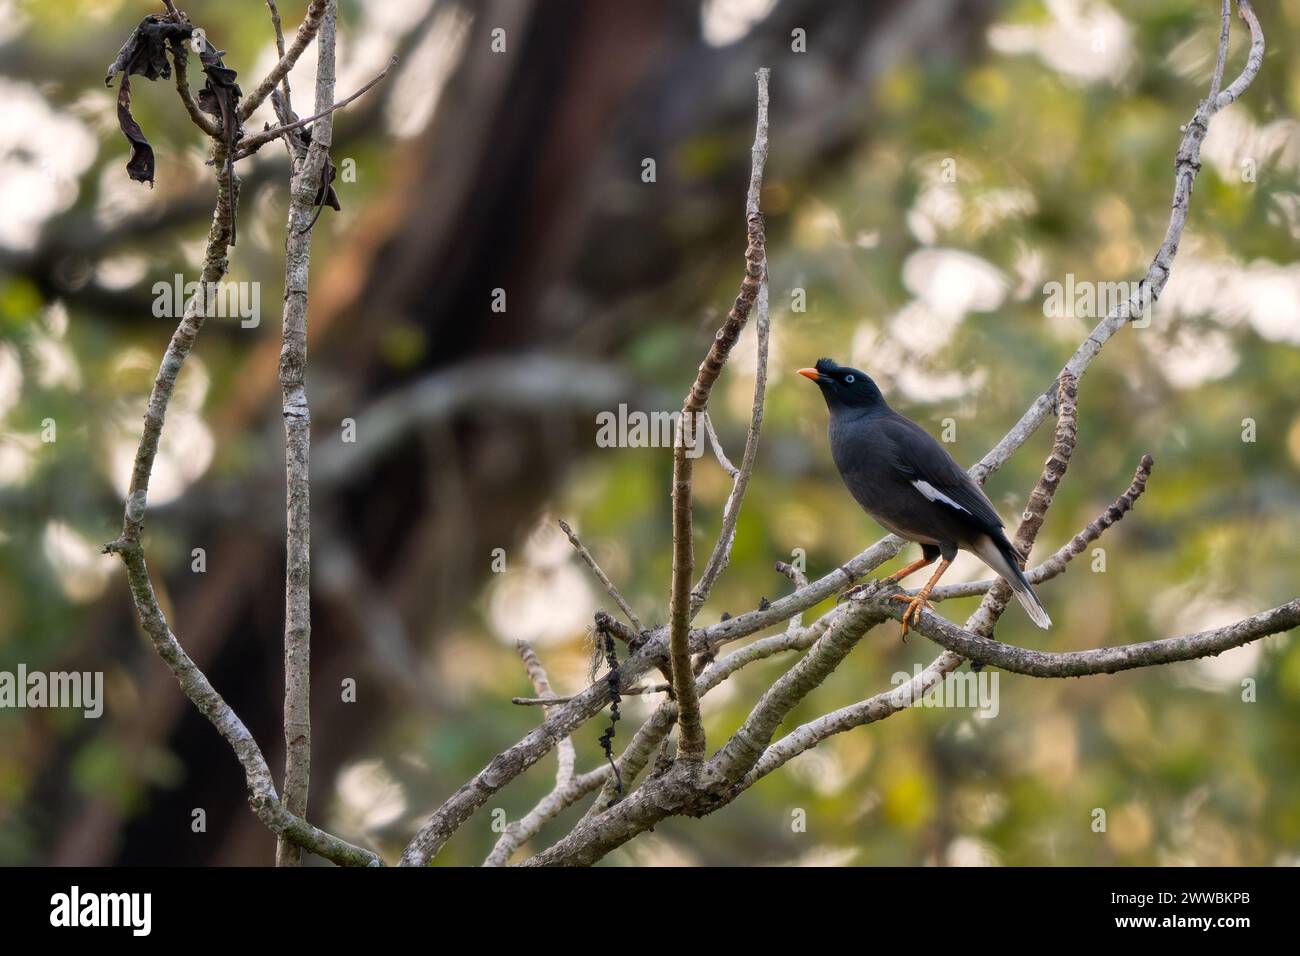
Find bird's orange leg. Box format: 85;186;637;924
884;555;935;584
839;552;936;603
890;557;952;637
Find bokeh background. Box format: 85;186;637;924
1;0;1298;866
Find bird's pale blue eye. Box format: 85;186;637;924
844;375;855;383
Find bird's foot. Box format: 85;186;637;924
889;592;934;638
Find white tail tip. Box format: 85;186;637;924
1014;585;1052;629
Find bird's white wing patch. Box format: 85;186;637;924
911;479;970;515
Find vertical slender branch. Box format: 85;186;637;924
667;67;769;765
275;0;337;868
1209;0;1231;100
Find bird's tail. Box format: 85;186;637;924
973;535;1052;629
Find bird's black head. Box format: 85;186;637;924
798;358;887;414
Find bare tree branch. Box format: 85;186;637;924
667;67;769;764
240;0;326;121
928;454;1154;602
483;641;586;865
517;641;576;784
275;0;337;869
573;612;829;828
741;606;1297;789
899;598;1300;678
235;56;397;160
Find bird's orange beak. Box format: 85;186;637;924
797;368;821;382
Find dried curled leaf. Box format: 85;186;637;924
104;14;190;86
104;15;193;185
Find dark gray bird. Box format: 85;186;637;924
799;358;1050;634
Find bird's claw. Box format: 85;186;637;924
889;593;934;638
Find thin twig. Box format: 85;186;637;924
1213;1;1263;110
266;0;292;110
235;56;397;160
701;412;739;478
691;264;769;616
1209;0;1231;100
513;683;669;706
557;519;642;633
964;372;1078;637
265;3;299;164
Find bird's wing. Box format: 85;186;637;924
878;413;1007;538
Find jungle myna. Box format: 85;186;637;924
799;358;1050;634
